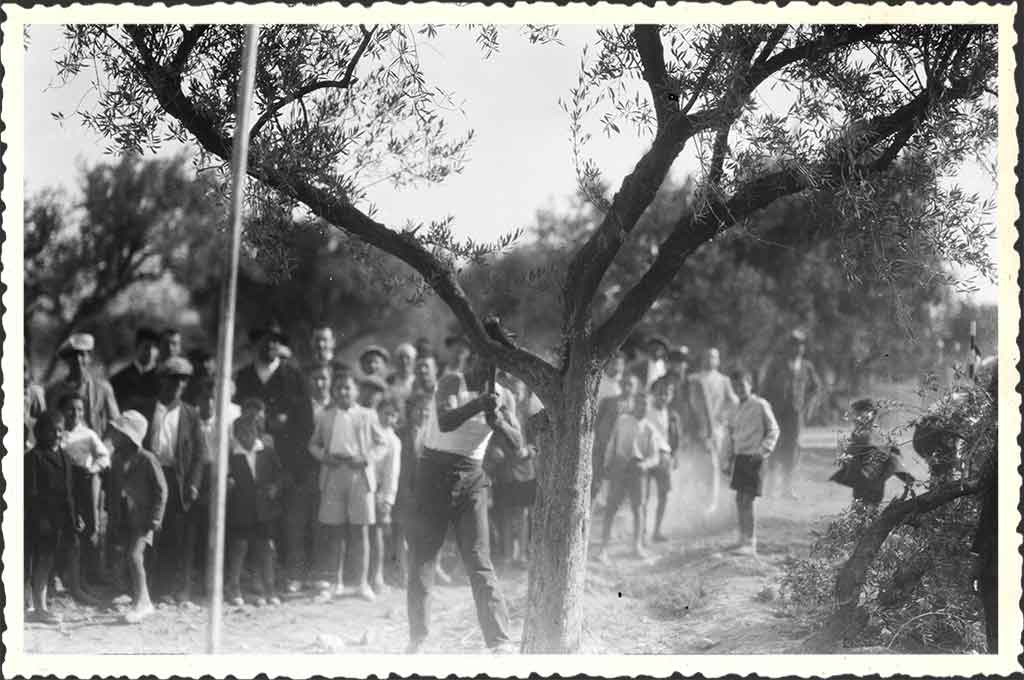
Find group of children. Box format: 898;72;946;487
593;367;781;561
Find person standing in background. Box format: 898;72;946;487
761;330;821;499
110;327;161;413
388;342;418;419
309;325;338;373
142;357;207;604
158;327;184;362
25;357;48;449
688;347;738;515
46;333;120;441
441;334;472;377
592;371;642;507
235;321;315;594
633;335;669;391
597;350;628;400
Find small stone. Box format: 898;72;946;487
314;633;346;653
695;636;719;650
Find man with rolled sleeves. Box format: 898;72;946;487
142;357;208;603
234;321;314;593
761;330;821;499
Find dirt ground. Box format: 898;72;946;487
24;426;900;656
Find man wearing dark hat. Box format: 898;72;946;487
111;327;162;413
761;330;822;499
234;321;315;593
142;357;209;603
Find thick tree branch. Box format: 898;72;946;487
591;87;938;359
562;26;893;353
170;24;209;75
250;25;375;140
121;26;561;403
633;25;674;129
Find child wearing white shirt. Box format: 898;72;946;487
59;393;110;552
369;398;402;591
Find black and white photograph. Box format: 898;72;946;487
2;2;1019;677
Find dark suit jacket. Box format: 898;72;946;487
227;442;284;529
141;400;208;512
235;362;315;483
25;447;77;536
110;363;160;413
46;373;120;438
763;357;821;420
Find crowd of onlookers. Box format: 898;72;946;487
25;321;554;625
27;316;921;628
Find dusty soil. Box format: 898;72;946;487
24;427;886;655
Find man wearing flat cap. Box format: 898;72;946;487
234;320;314;593
141;357;208;604
761;329;821;500
47;332;121;441
111;327;162;413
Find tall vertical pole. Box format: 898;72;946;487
207;24;260;654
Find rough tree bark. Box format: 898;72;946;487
522;354;602;652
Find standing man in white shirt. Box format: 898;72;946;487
406;346;522;654
143;357;208;604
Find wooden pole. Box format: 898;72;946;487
207;24;260;654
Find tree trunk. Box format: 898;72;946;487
521;362;601;653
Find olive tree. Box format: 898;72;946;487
57;23;996;652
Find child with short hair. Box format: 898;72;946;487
25;410;78;624
596;397;658;563
59;392;111;589
723;369;780;555
106;410;167;624
643;376;683;544
309;369;381;602
370;397;402;591
226;398;285;607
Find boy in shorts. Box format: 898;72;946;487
309;369;381;601
723;370;779;555
596;397;657;563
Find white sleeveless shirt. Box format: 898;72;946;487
423;378;510;460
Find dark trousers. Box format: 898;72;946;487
283;473;319;583
181;502;208;598
153;467;185;598
227;522;275;599
770;406;802;492
407;450;510;649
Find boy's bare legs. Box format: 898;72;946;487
29;547;61;623
342;524;374;600
631;501;647;557
124;535;154;623
370;525;386;591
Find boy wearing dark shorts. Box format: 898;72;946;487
723;370;779;556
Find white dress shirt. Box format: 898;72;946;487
151;401;181;467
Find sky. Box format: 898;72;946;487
24;24;998;303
